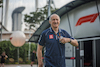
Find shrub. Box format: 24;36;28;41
9;58;14;63
19;58;23;63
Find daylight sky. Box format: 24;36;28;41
0;0;74;31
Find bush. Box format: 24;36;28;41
9;58;14;63
25;59;31;64
19;58;23;63
0;41;37;64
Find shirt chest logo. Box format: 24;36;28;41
49;34;54;39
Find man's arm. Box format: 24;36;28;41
59;38;78;46
5;55;8;58
37;44;43;67
70;39;78;46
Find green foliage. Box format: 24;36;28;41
0;0;3;7
24;5;58;29
0;40;37;64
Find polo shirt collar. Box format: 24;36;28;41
49;27;61;33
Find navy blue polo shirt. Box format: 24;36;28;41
38;27;73;67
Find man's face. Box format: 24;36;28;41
49;15;60;28
2;52;5;55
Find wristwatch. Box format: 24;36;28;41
69;38;72;43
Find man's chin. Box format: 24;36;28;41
52;25;59;28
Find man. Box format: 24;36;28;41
37;14;78;67
0;52;8;67
31;50;36;67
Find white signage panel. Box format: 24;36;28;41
73;2;100;38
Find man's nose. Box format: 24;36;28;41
54;20;57;22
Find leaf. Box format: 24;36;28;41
24;5;58;30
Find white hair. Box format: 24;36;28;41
49;14;60;21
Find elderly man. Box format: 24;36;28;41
37;14;78;67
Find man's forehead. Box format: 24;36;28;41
51;15;59;19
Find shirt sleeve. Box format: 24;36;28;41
64;30;74;40
38;32;45;46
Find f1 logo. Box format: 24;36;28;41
75;12;100;26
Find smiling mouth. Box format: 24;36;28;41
54;23;58;24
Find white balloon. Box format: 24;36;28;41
10;31;26;47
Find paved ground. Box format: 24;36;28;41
4;64;38;67
4;64;77;67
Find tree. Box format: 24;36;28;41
24;5;58;30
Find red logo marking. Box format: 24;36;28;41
49;34;53;39
75;12;100;26
10;37;12;40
